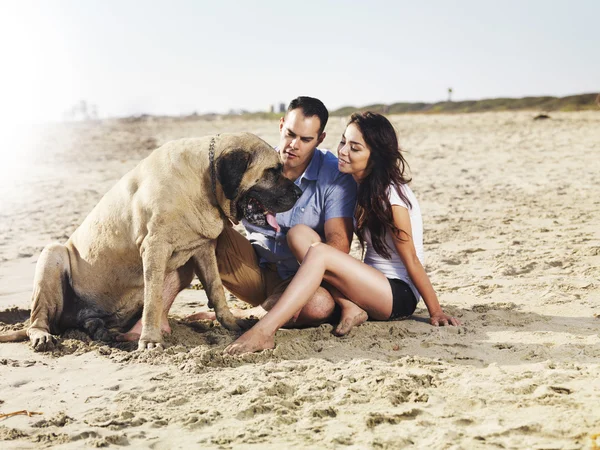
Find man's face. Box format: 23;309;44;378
278;109;325;176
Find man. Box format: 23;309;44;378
192;96;357;326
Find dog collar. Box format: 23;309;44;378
208;135;238;224
208;135;219;202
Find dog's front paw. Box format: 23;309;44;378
28;328;58;352
138;339;164;351
236;317;260;330
138;330;164;351
216;310;242;332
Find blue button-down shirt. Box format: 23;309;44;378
244;148;357;280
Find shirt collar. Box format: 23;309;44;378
298;148;321;183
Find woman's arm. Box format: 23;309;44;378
390;205;460;326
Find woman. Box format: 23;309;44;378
225;112;459;355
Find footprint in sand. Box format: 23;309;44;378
310;407;337;418
17;247;35;258
366;409;423;428
441;258;462;265
32;412;74;428
500;262;537;276
236;404;273;420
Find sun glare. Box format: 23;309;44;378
0;3;76;201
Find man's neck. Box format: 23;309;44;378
282;165;306;182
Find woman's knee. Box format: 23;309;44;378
287;225;321;260
287;224;318;244
305;241;327;260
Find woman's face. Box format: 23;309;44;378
337;123;371;182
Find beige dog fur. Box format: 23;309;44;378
0;132;300;351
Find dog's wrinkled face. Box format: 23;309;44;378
216;145;302;230
237;162;302;230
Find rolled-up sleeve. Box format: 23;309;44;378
324;174;357;221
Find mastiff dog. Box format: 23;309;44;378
0;132;301;351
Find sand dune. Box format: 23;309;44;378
1;112;599;449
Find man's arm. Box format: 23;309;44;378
323;217;353;254
322;168;357;254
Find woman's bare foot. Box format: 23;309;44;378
334;303;368;336
224;327;275;355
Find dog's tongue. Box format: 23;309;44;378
266;213;280;232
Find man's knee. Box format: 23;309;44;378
297;286;335;324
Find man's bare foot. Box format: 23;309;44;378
223;327;275;355
115;315;171;342
185;306;267;323
185;311;217;321
334;304;368;336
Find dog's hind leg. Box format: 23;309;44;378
193;243;241;332
116;260;195;342
28;243;71;351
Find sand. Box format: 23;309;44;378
0;111;599;449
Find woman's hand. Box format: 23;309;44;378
429;311;461;327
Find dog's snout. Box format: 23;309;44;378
292;184;302;200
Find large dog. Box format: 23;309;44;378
0;133;301;351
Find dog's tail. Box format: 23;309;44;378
0;329;28;342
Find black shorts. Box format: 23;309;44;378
388;278;418;320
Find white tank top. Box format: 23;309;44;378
362;184;424;301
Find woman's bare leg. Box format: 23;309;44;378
288;225;368;336
224;233;393;355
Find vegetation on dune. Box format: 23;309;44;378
329;93;599;116
117;93;598;123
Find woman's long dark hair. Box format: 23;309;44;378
350;112;412;259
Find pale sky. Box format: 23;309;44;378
0;0;598;123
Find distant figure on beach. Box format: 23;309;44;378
225;112;459;355
183;96;358;331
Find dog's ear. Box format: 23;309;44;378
216;149;252;200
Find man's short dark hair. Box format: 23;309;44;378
287;96;329;135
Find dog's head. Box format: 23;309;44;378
215;133;302;230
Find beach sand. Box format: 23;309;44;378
1;111;599;449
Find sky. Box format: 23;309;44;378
0;0;598;124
